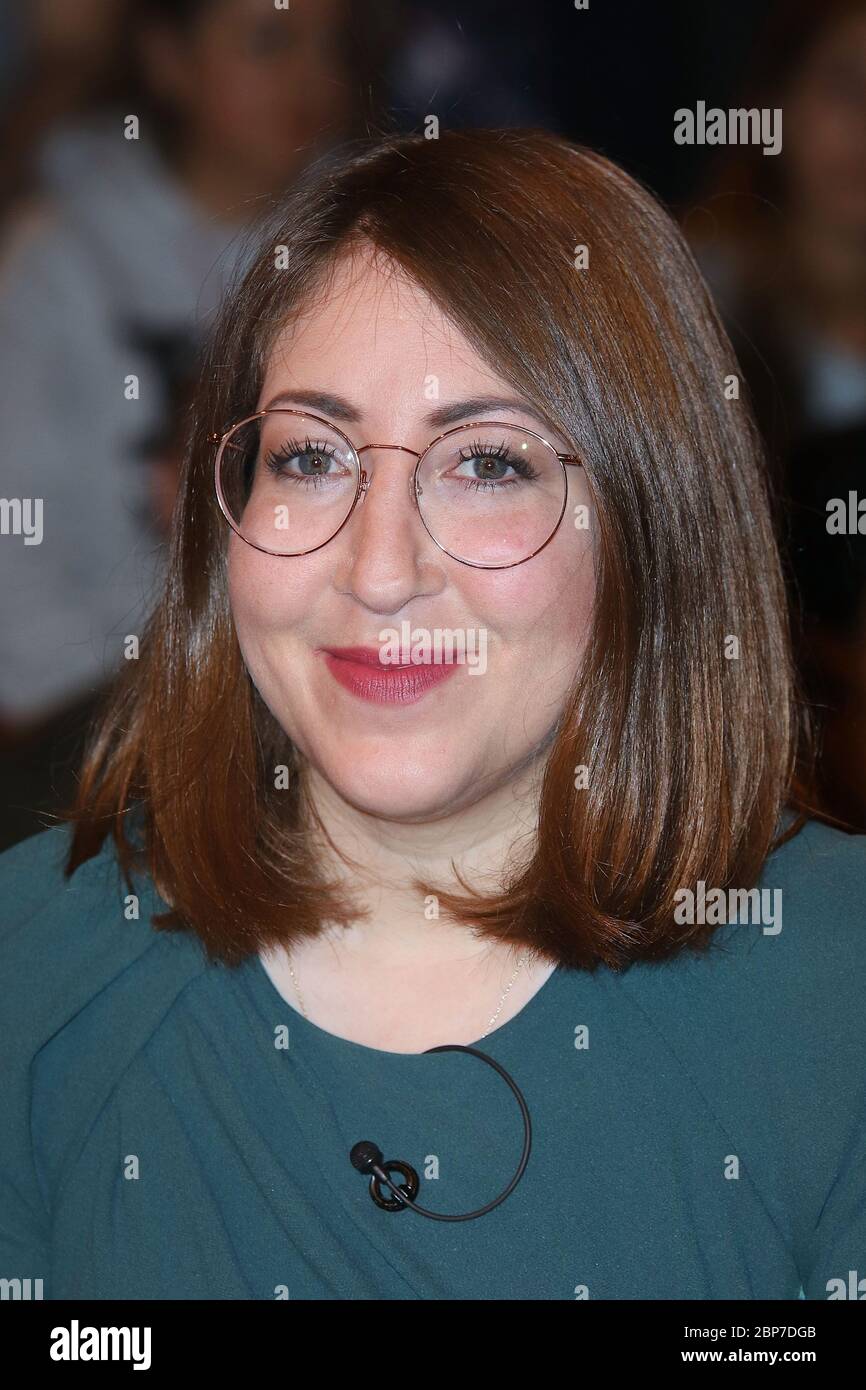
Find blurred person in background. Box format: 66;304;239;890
0;0;386;848
0;0;129;217
684;0;866;830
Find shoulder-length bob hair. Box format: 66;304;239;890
66;127;815;970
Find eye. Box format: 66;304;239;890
264;438;346;483
453;439;540;487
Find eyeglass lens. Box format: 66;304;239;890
217;410;568;565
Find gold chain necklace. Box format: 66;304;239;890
286;948;531;1041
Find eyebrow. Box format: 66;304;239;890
260;388;558;434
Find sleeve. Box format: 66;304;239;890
0;831;56;1296
0;1042;52;1300
0;826;207;1301
800;1079;866;1301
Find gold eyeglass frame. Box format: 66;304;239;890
211;407;583;570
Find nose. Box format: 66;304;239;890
331;445;445;613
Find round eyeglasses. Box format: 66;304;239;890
212;408;583;569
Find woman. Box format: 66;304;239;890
1;128;864;1302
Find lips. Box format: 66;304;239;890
320;645;459;704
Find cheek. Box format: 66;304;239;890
473;530;595;654
226;537;315;644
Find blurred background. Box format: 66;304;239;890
1;0;864;846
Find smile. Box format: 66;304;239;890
320;646;460;705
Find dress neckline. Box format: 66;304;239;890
244;948;565;1071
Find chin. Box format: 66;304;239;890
312;750;474;822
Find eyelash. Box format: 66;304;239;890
457;439;540;487
264;438;340;484
262;436;542;489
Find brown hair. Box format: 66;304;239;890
66;126;819;970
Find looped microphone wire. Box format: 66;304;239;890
349;1043;532;1221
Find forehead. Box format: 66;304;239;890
259;245;510;400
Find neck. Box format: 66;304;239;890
300;759;545;966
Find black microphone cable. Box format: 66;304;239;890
349;1043;531;1221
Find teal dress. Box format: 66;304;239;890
1;818;865;1300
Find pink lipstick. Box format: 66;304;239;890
320;645;460;705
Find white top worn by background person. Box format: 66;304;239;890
0;114;250;722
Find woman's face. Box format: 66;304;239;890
227;248;595;821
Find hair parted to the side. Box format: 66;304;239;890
65;126;818;970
